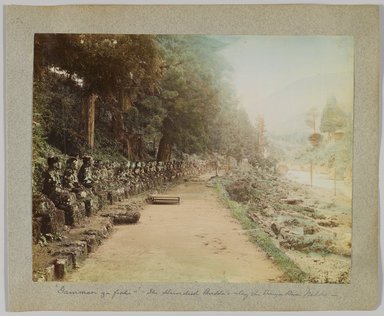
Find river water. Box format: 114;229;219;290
285;170;352;198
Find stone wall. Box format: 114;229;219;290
33;156;209;243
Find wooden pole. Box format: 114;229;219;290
310;160;313;187
334;155;337;196
88;94;96;149
81;93;97;150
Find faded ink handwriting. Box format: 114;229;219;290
55;285;338;301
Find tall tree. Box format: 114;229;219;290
33;34;162;152
306;107;318;133
256;115;266;156
320;96;346;137
155;35;225;161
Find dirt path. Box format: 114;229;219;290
68;173;283;283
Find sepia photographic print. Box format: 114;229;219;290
5;4;379;312
31;34;353;284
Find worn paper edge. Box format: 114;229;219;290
5;4;379;311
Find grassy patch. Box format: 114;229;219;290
215;180;308;283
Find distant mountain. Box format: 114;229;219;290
207;35;242;50
255;71;353;135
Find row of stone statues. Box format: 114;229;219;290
41;155;208;226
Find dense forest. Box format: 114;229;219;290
33;34;262;189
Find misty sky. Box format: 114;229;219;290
217;36;354;135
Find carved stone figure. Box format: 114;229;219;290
42;156;84;225
42;156;71;208
63;157;81;191
78;156;94;188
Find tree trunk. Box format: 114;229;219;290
111;109;124;140
109;90;148;161
119;89;133;112
126;134;144;161
126;137;134;161
81;93;97;149
157;135;172;162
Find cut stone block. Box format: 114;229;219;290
44;264;55;281
149;195;180;204
112;212;140;225
54;258;69;280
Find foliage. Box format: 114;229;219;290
154;35;223;157
215;179;308;282
207;90;257;163
320;96;347;134
32;72;75;190
33;34;263;171
306;107;318;133
35;34;162;96
38;234;48;247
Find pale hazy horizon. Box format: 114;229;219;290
216;36;354;136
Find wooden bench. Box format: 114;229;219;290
149;195;180;205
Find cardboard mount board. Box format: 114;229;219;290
5;4;380;311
